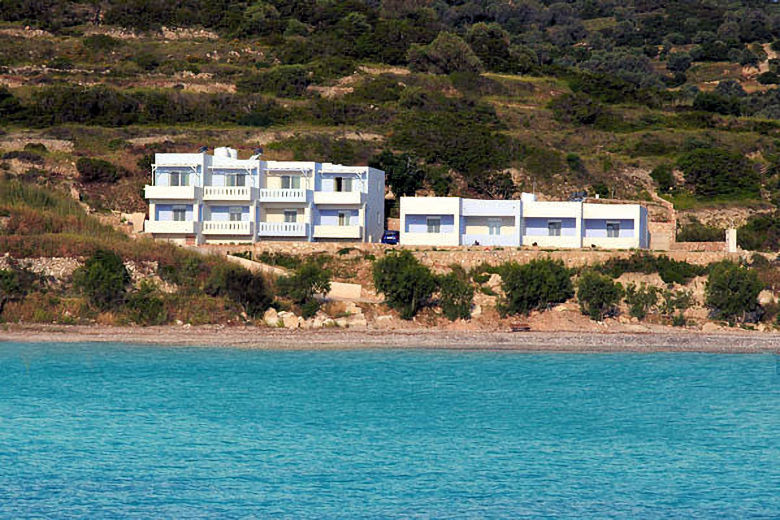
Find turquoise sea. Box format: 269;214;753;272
0;342;778;518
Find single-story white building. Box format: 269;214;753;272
399;194;649;249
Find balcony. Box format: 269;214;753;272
144;185;199;200
313;225;362;240
144;220;199;235
259;188;307;203
202;221;253;235
203;186;254;201
257;222;308;237
313;191;363;205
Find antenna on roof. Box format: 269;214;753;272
197;146;208;153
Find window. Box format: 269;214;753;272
227;173;246;187
548;221;561;236
338;211;351;226
172;205;187;222
229;207;243;222
284;210;297;223
169;171;189;187
335;177;352;192
427;217;441;234
488;218;502;236
607;221;620;238
281;175;300;189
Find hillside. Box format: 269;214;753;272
1;1;780;249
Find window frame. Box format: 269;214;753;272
284;210;298;223
488;218;502;236
229;206;243;222
338;210;351;226
427;217;442;234
547;220;562;237
606;221;620;238
172;205;187;222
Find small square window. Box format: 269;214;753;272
229;207;243;222
427;217;441;234
488;218;502;235
548;221;561;237
284;210;297;223
338;211;351;226
172;206;187;222
607;222;620;238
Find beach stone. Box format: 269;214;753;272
701;322;720;333
758;290;776;305
487;273;502;290
322;318;336;327
335;318;348;328
263;308;279;327
278;312;299;329
345;301;362;315
346;315;368;329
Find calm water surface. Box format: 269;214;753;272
0;342;778;518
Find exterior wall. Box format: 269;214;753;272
364;167;385;243
583;219;635;238
262;207;304;223
524;217;577;236
400;197;461;246
155;204;194;221
463;216;515;235
314;208;359;226
582;203;643;249
204;205;250;222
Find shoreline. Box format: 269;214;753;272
1;324;779;353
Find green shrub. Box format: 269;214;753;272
499;259;573;316
255;251;302;270
650;163;675;192
577;271;624;321
82;34;120;52
437;266;474;321
76;157;119;183
705;261;762;322
549;92;604;125
676;148;759;199
73;250;130;311
677;218;724;242
624;283;659;320
125;280;167;325
0;262;38;316
373;250;436;320
369;150;424;198
236;65;312;98
659;288;695;316
407;31;483;74
204;263;273;318
595;252;706;284
276;258;331;318
738;212;780;251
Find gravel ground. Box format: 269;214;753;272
1;324;779;353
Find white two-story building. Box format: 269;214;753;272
144;147;385;244
400;193;649;249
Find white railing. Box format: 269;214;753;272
203;186;253;200
202;221;253;235
256;222;307;237
144;185;198;200
313;225;362;239
259;189;307;202
144;220;198;234
313;191;363;205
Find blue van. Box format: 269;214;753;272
381;230;399;245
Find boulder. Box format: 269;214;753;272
701;322;720;333
263;308;279;327
487;273;502;290
278;311;300;329
758;290;776;306
471;304;482;318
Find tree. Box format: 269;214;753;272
407;31;483;75
738;212;780;251
369;150;424;198
667;52;692;73
466;22;511;73
705;261;762;322
73;250;130;310
125;280;167;325
373;250;436;319
276;257;331;318
577;270;624;321
437;266;474;321
499;259;573;316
